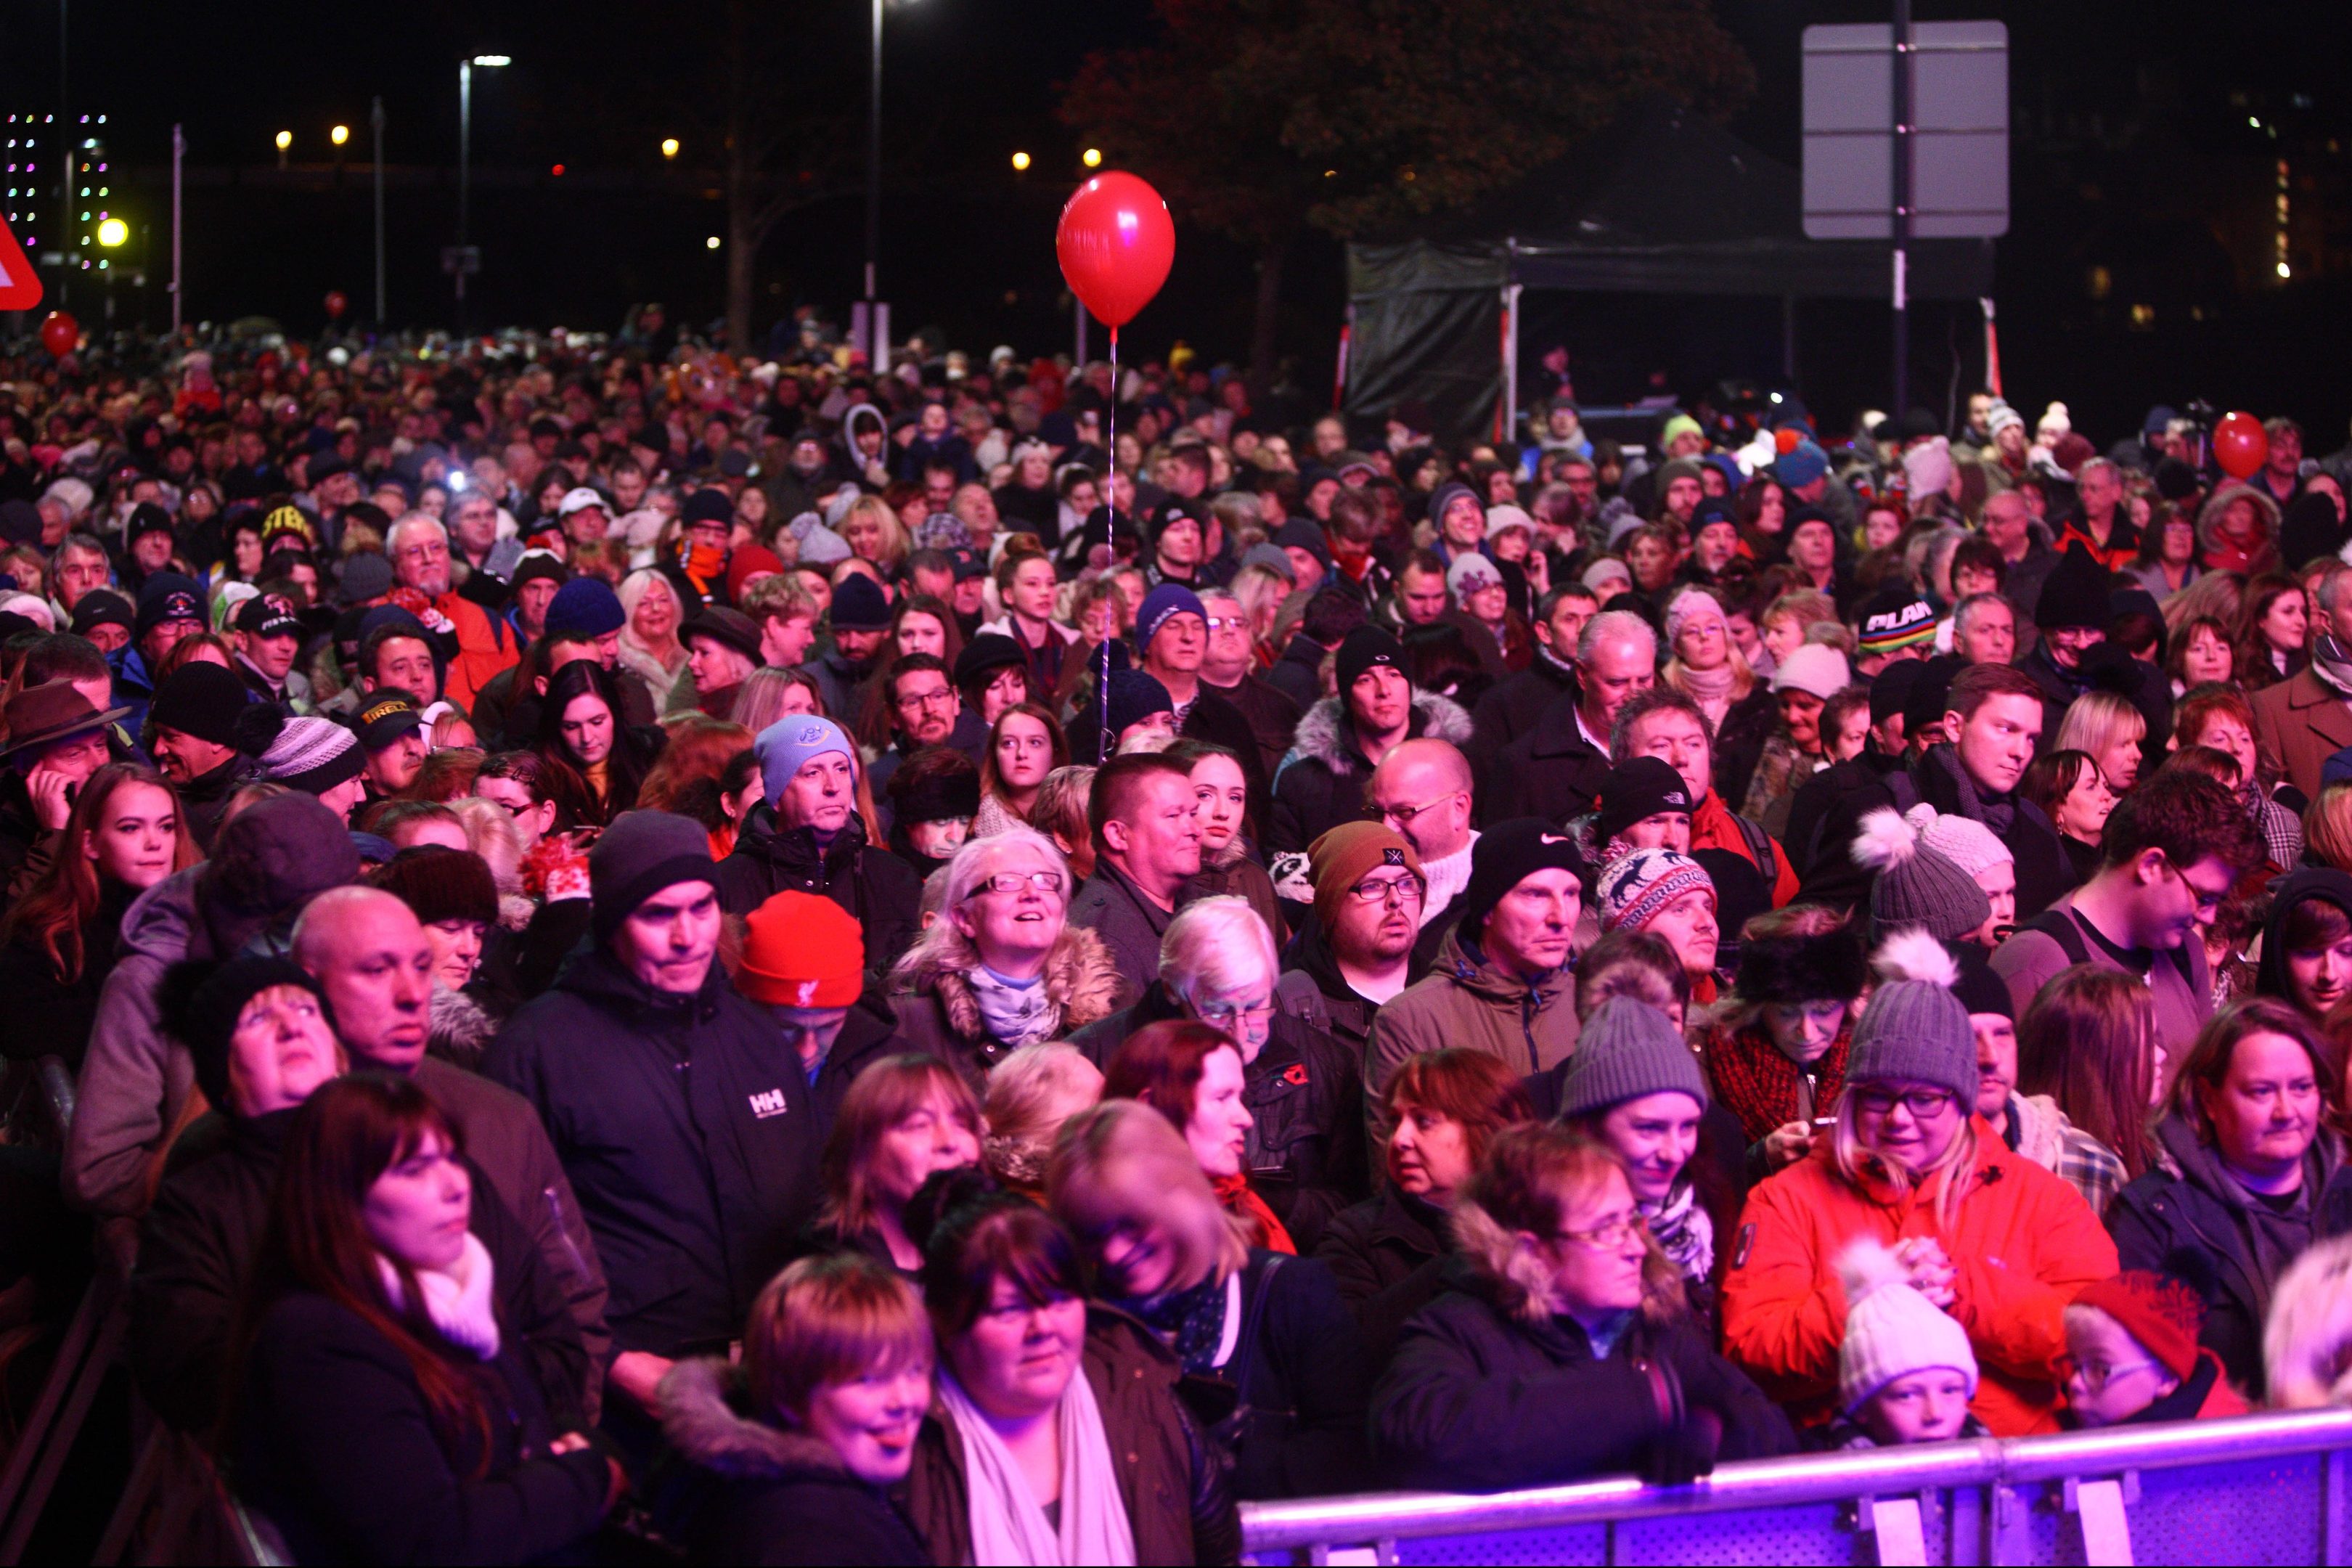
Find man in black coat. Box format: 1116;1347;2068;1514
489;811;823;1440
1135;583;1271;828
1488;608;1657;826
1268;627;1474;865
1466;584;1594;777
718;715;922;976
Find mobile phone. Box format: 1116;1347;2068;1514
1812;1116;1836;1127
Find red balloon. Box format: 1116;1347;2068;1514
1055;172;1175;330
324;290;349;320
1774;426;1802;455
2213;410;2268;481
38;311;77;358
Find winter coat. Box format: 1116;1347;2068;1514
1466;651;1580;778
0;877;136;1068
234;1288;610;1567
486;945;824;1360
807;994;915;1140
1265;634;1328;716
1372;1264;1794;1493
132;1107;588;1440
173;751;255;853
1183;838;1286;950
1273;922;1384;1057
1267;688;1472;859
2106;1114;2352;1400
2250;666;2352;806
1363;928;1580;1142
716;806;923;979
64;866;207;1216
1720;1120;2118;1436
660;1358;929;1567
1069;984;1368;1255
1203;673;1303;783
1312;1185;1450;1362
414;1055;613;1404
1486;688;1612;826
801;649;881;732
901;1307;1241;1567
1066;858;1185;993
1906;743;2078;920
886;925;1124;1090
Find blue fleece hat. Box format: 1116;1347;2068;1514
1135;584;1206;656
1776;440;1830;489
756;714;858;805
546;576;625;639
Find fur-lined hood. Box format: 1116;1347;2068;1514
658;1357;848;1480
1288;686;1473;777
889;920;1124;1045
428;985;499;1073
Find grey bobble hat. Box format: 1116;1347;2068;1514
1847;980;1978;1105
1557;998;1710;1121
1853;807;1991;944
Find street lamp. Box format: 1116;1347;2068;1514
457;54;510;318
330;123;349;147
274;128;291;169
862;0;920;363
1082;147;1102;168
1010;151;1029;171
661;137;680;159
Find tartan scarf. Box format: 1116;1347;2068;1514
1705;1020;1854;1143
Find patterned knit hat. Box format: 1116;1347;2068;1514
1852;807;1992;943
1856;588;1937;658
1556;998;1709;1119
2074;1272;2208;1384
1596;849;1714;935
250;712;363;795
1837;1238;1979;1415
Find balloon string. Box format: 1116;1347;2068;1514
1095;323;1119;761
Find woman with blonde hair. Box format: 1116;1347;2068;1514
732;666;828;732
1372;1124;1791;1491
2051;688;2149;793
1723;968;2117;1436
838;494;911;577
1661;587;1755;732
1050;1099;1370;1500
979;1042;1104;1201
2308;785;2352;876
616;568;689;711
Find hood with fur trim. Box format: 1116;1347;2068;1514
888;920;1124;1048
659;1357;849;1480
428;985;499;1074
1288;687;1473;777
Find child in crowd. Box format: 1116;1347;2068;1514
2063;1273;2248;1427
1826;1239;1985;1450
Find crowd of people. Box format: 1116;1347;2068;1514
7;319;2352;1564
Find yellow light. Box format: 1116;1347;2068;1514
331;124;349;147
661;137;680;159
706;235;721;250
1082;147;1102;168
274;130;292;152
1010;151;1030;171
96;217;126;247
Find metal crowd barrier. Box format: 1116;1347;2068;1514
1241;1408;2352;1566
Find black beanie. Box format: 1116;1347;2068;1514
149;662;251;748
1104;669;1175;739
1335;626;1406;693
162;956;327;1110
1902;656;1961;734
1951;940;2013;1020
375;845;499;928
1453;817;1586;945
589;809;716;947
1597;757;1694;845
2035;547;2113;632
1869;660;1924;727
2279;493;2348;573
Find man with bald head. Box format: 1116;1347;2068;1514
293;886;612;1404
1363;738;1481;927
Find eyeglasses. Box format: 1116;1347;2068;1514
2056;1355;2161;1394
1554;1213;1647;1251
1196;997;1277;1029
897;687;958;711
1368;791;1463;828
1851;1087;1959;1118
1204;616;1245;632
2155;853;2228;913
967;870;1066;899
1347;875;1426;907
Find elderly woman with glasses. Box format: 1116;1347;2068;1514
886;828;1124;1090
1371;1123;1792;1493
1720;965;2118;1438
1070;896;1367;1254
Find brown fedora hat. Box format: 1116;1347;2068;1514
1;679;130;759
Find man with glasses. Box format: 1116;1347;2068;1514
1196;587;1301;780
1993;769;2263;1058
1363;739;1479;928
1275;822;1426;1058
386;513;517;711
867;652;985;831
1136;583;1268;826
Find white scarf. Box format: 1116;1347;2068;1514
937;1363;1137;1568
965;964;1063;1050
375;1232;501;1362
1419;830;1481;926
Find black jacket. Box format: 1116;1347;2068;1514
1265;634;1328;716
1268;690;1474;859
1466;652;1579;778
2107;1114;2352;1399
716;807;923;978
1274;921;1385;1055
1372;1266;1794;1493
1487;688;1612;827
1182;684;1275;833
235;1289;612;1567
0;877;136;1068
1311;1185;1449;1361
131;1106;587;1438
809;993;912;1144
174;752;255;853
1908;744;2077;920
486;947;824;1360
1070;984;1368;1254
1204;673;1304;783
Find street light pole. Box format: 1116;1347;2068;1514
457;57;472;319
863;0;883;362
372;97;387;329
169;123;183;335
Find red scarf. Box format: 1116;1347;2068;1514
1703;1021;1852;1143
1212;1173;1296;1255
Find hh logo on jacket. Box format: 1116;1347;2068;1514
748;1088;791;1119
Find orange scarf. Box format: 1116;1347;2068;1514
1212;1173;1296;1255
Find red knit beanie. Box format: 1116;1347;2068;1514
2073;1271;2207;1381
737;891;865;1008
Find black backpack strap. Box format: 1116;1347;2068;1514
2017;907;2094;966
1734;812;1779;886
1274;970;1330;1034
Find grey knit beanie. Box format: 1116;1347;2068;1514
1853;807;1991;942
1557;998;1710;1120
1847;981;1977;1105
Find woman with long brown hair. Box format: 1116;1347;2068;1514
803;1055;983;1274
532;660;663;828
2014;965;2157;1208
231;1076;621;1564
0;762;195;1066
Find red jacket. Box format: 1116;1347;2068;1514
1691;791;1799;909
433;590;520;714
1720;1119;2118;1436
